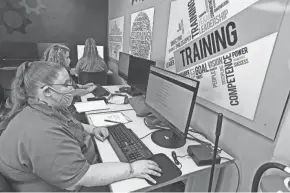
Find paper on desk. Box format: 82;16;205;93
74;100;109;113
108;95;126;104
87;112;132;127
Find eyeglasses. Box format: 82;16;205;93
51;83;74;87
41;80;74;89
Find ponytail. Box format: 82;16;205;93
1;62;30;129
0;61;64;132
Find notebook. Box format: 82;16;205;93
74;100;109;113
87;112;132;127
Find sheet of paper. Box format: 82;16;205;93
81;93;95;102
108;95;125;104
106;112;131;123
87;112;132;127
74;100;109;113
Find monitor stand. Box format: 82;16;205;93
151;130;186;149
129;95;151;117
144;114;169;128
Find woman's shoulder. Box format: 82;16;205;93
0;107;63;145
8;106;61;132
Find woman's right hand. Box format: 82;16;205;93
131;160;162;184
70;68;76;75
86;85;97;93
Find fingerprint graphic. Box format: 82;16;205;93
130;11;152;59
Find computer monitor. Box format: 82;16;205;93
77;45;104;59
127;56;156;94
118;52;131;81
145;66;200;148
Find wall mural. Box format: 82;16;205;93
0;0;45;34
131;0;145;6
18;0;45;15
129;7;155;59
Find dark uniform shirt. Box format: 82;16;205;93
0;98;97;191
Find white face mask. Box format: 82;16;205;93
47;86;75;107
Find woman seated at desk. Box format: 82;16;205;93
43;44;96;96
71;38;108;77
0;61;161;192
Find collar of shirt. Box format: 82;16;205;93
27;97;79;127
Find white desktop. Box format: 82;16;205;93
77;45;104;59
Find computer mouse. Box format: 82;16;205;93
145;153;182;185
119;87;131;92
171;151;180;165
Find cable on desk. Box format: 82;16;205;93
187;133;222;154
139;131;157;140
188;129;208;139
178;162;183;170
187;133;211;147
177;154;189;158
143;117;169;130
219;156;240;192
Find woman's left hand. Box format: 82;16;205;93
93;127;109;141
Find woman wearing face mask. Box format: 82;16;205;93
0;61;161;192
43;44;97;96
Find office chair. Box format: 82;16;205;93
78;71;107;86
252;162;290;192
0;67;17;99
0;85;4;105
0;172;12;192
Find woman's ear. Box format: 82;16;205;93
41;86;52;97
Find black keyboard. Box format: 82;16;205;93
92;85;110;97
107;124;153;163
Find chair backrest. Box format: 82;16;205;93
0;68;17;90
0;85;4;104
78;71;107;86
0;172;13;192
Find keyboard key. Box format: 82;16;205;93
107;124;153;163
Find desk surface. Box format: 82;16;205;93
83;85;234;192
88;110;233;192
81;85;133;114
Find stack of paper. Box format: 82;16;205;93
87;112;132;127
74;100;109;113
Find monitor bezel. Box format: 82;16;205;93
127;56;156;94
118;52;131;81
77;45;104;59
144;66;200;139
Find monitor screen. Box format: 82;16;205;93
145;66;199;148
127;56;156;94
77;45;104;59
118;52;131;80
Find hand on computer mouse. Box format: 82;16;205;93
93;127;109;141
131;160;162;184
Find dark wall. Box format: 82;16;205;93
0;0;108;66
